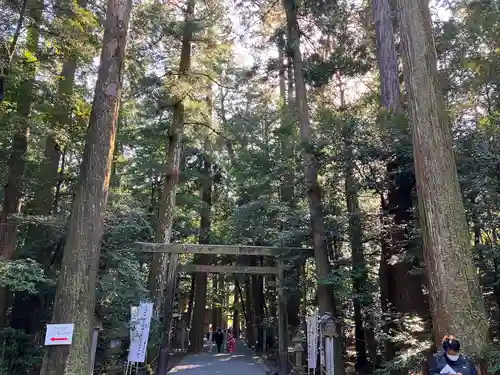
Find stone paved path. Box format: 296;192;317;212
168;342;268;375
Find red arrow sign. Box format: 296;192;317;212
50;337;68;342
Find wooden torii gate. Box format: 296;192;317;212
136;242;314;375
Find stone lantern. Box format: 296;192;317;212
291;333;305;371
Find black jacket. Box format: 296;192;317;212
214;331;224;345
428;352;477;375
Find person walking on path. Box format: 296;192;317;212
208;326;215;353
214;328;224;353
428;335;477;375
227;332;236;353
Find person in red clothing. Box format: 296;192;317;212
227;331;236;352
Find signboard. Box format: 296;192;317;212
127;302;153;363
44;323;74;346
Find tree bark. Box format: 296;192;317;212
378;196;395;361
150;6;195;369
54;0;88;131
265;256;277;320
285;267;300;330
219;275;227;328
186;274;195;328
235;279;247;326
282;0;344;373
189;136;213;353
278;38;287;108
147;0;195;320
286;53;294;106
54;147;67;212
251;257;264;351
32;136;62;216
344;129;369;370
277;39;300;332
283;0;334;319
233;281;240;336
372;0;401;113
211;274;219;329
243;276;255;347
0;0;28;103
396;0;489;356
372;0;429;359
39;0;132;371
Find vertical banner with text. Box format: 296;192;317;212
306;314;318;369
127;302;154;363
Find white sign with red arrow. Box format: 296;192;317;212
44;324;74;346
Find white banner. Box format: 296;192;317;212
325;337;334;375
128;302;154;363
320;327;325;368
128;306;139;362
306;314;318;369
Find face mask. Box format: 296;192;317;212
447;354;459;361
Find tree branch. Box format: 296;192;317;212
183;121;232;141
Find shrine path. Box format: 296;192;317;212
168;342;269;375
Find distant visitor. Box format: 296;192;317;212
214;328;224;353
227;329;236;353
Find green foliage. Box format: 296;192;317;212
483;343;500;374
304;49;372;87
375;345;430;375
0;328;43;375
0;259;50;293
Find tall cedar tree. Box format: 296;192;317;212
147;0;195;321
39;0;133;371
153;1;195;371
190;135;213;353
396;0;489;358
372;0;428;360
282;0;344;374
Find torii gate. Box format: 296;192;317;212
136;242;314;375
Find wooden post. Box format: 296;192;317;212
263;326;267;353
292;334;304;370
164;254;180;344
157;254;180;375
278;258;289;375
296;345;303;368
88;328;99;375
